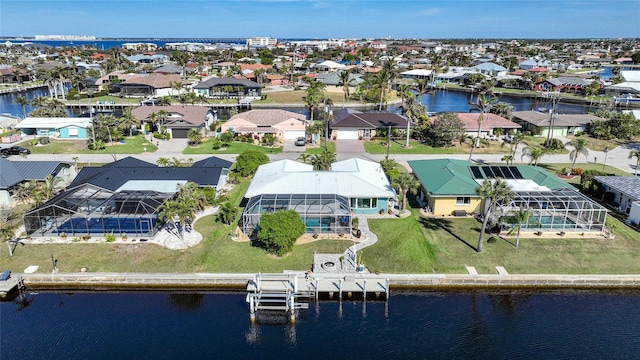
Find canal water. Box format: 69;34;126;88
1;290;639;359
0;87;596;120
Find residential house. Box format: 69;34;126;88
400;69;433;80
535;76;594;94
117;73;183;97
408;159;606;232
193;77;262;99
511;111;605;137
0;158;77;208
220;109;307;142
241;158;396;236
23;156;232;237
604;70;640;98
15;117;92;139
469;62;508;77
454;113;521;137
330;109;409;140
312;60;346;72
594;176;640;224
131;105;215;139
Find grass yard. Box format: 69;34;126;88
564;135;639;152
23;135;158;155
363;209;640;275
538;162;630;187
305;142;336;154
364;139;509;155
182;138;283;154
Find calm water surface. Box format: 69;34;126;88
1;290;639;359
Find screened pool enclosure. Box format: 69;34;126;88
242;194;352;236
23;184;173;237
492;188;607;232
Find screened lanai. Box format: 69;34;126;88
492;188;607;232
23;183;173;237
242;194;351;236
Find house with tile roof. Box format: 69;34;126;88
117;73;183;97
330;109;409;140
453;113;521;137
535;76;594;94
511;111;605;137
131;105;215;139
0;158;77;208
220;109;307;142
408;159;607;233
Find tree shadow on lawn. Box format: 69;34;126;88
419;217;478;252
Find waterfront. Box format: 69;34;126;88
0;87;597;120
1;290;639;359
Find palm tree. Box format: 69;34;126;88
501;154;514;165
511;132;525;156
393;173;420;212
469;94;497;161
158;200;181;238
41;175;64;200
505;206;533;248
119;108;140;137
413;78;431;105
476;178;514;253
567;138;590;172
311;148;336;171
187;128;202;146
30;96;47;110
15;95;29;118
375;60;397;111
521;146;547;166
629;150;640;176
339;69;352;108
157;157;171;167
217;201;239;225
303;80;326;122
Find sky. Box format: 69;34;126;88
1;0;639;39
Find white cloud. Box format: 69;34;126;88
416;7;441;16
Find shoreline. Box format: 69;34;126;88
18;272;640;292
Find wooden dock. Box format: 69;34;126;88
0;275;25;300
246;272;389;322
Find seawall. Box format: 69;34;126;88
20;272;640;291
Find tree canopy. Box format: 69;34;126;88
234;150;269;177
256;210;306;256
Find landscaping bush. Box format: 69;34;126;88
571;167;584;176
234;150;269;177
38;137;50;145
105;232;116;243
256;210;306;256
201;187;217;206
580;169;607;195
153;132;169;140
544;138;565;150
211;138;222;150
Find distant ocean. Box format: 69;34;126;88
1;38;315;50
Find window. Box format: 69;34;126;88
351;198;378;209
68;127;79;136
456;197;471;205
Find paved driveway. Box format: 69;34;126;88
283;140;306;153
335;140;365;154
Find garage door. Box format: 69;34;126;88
171;128;189;138
337;130;359;140
284;130;306;140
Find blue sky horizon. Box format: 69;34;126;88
1;0;638;39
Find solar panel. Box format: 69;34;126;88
511;167;523;179
500;166;513;179
470;166;484;179
482;166;496;178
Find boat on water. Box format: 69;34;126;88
613;94;640;104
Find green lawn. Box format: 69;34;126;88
363;209;640;275
24;135;158;155
364;139;509;155
3;163;638;275
537;163;630;186
306;142;336;154
182;139;283;154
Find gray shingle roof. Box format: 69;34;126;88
594;176;640;201
331;111;408;129
70;156;231;191
193;77;260;89
0;158;69;189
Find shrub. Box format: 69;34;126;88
352;217;359;230
105;232;116;242
211;138;222;149
234;150;269;177
38;137;50;145
580;169;607;195
256;210;306;256
544;138;565;150
572;167;584;175
574;130;585;137
220;130;234;145
201;187;217;206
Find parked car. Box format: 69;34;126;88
0;146;31;156
294;137;306;146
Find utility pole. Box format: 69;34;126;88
545;91;560;145
603;146;609;171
